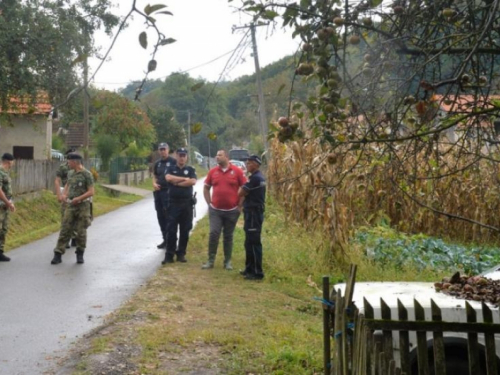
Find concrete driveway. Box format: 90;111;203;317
0;180;208;375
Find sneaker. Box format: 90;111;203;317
224;262;233;271
0;253;11;262
157;241;166;249
201;262;214;269
177;255;187;263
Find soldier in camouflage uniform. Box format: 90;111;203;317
51;153;94;265
0;153;16;262
55;149;76;248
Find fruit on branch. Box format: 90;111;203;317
333;17;344;26
349;34;361;45
278;116;289;127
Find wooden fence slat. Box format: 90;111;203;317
364;319;500;333
334;288;343;375
430;299;447;375
466;302;481;375
397;299;411;375
415;299;430;375
481;302;498;375
323;276;331;375
372;341;381;375
381;298;394;365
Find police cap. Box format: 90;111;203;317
158;142;169;150
246;155;262;165
176;147;188;155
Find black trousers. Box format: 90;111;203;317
243;208;264;277
153;190;169;240
166;201;193;259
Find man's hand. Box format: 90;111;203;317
57;195;65;203
153;182;160;191
7;201;15;213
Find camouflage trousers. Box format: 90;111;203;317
55;201;92;254
0;208;9;252
61;202;77;239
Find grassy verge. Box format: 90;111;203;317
67;193;452;374
5;184;141;252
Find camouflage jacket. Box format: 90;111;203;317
67;168;94;199
0;166;12;199
56;161;71;186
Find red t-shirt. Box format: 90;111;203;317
204;164;247;210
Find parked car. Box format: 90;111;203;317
193;151;204;166
51;149;64;161
333;265;500;374
229;148;249;162
230;159;247;173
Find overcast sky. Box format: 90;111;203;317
89;0;300;91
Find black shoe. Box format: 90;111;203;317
76;251;84;264
0;253;11;262
161;257;175;265
239;270;249;276
65;242;70;249
244;274;264;281
71;238;77;247
51;252;62;265
157;241;166;249
177;255;187;263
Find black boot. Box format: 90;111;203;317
71;238;77;247
156;240;166;249
0;251;11;262
161;253;174;265
76;250;84;264
51;252;62;265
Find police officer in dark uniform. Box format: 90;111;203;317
163;148;197;264
238;155;266;280
153;142;176;249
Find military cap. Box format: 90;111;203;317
176;147;188;155
67;153;83;160
246;155;262;165
158;142;169;150
1;153;14;161
65;148;75;155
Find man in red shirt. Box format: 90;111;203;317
202;149;246;270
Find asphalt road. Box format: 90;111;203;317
0;180;208;375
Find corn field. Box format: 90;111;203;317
268;131;500;253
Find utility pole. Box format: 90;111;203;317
187;110;191;154
233;23;269;152
82;53;89;159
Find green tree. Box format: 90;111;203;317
145;107;186;151
92;90;156;150
95;134;119;172
0;0;119;108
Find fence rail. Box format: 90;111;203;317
11;159;95;196
323;265;500;375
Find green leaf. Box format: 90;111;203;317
160;37;176;46
144;4;167;15
190;82;205;92
207;132;218;140
292;103;302;110
191;122;203;135
369;0;383;7
146;16;156;23
277;84;286;95
157;11;173;16
139;32;148;49
262;10;279;20
147;59;157;72
71;53;87;66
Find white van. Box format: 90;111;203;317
193;151;204;165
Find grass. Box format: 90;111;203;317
5;184;142;252
67;194;453;374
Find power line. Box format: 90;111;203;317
93;47;245;86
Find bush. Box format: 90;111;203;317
96;134;119;172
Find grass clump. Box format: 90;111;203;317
5;185;142;252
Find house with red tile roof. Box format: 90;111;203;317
0;96;53;159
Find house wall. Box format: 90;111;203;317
0;115;51;159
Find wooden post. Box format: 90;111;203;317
466;302;480;375
397;299;411;374
481;302;498;375
430;300;446;375
414;300;429;375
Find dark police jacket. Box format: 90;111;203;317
153;156;176;190
242;170;266;210
166;164;197;203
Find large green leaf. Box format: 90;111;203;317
191;122;203;135
147;60;157;72
160;37;176;46
144;4;167;15
139;32;148;49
